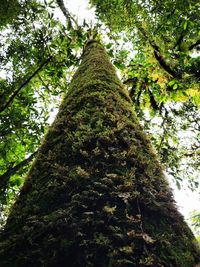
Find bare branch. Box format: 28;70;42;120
56;0;79;29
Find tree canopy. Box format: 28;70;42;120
0;34;200;267
0;0;199;234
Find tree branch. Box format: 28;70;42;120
189;39;200;51
153;50;178;77
0;55;53;114
148;39;179;77
0;151;37;190
173;32;185;50
56;0;79;29
138;26;180;78
148;88;159;110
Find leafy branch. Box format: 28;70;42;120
0;151;37;190
139;27;179;78
0;55;53;114
141;30;200;80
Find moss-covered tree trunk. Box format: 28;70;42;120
0;40;199;267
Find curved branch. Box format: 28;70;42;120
0;55;53;114
138;26;180;78
153;50;178;77
148;39;179;77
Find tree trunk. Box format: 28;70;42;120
0;40;199;267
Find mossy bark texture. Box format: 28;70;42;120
0;41;199;267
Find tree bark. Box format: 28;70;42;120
0;40;199;267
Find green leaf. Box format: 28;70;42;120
106;43;112;49
182;91;188;97
183;21;188;30
113;61;125;70
168;80;175;86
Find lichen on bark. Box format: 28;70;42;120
0;40;199;267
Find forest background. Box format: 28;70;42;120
0;0;199;239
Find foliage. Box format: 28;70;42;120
140;101;200;190
0;0;21;28
0;0;85;211
0;40;199;267
90;0;200;189
0;0;199;233
191;211;200;236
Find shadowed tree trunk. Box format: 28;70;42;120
0;40;199;267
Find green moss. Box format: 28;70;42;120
0;40;199;266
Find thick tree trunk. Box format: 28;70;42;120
0;40;199;267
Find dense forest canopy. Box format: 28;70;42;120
0;18;200;267
0;0;199;237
